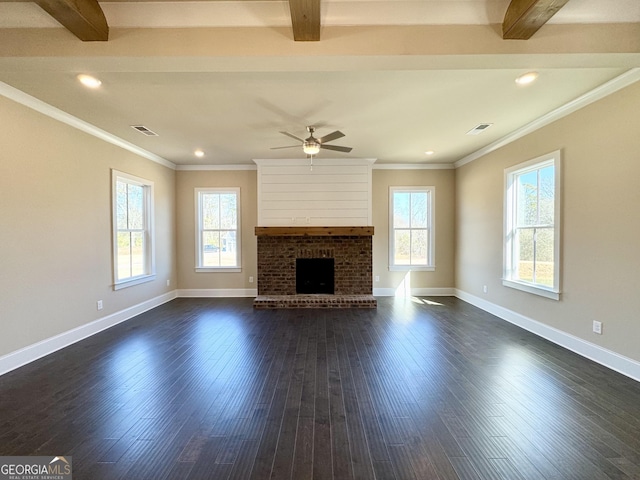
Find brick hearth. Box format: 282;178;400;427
254;227;376;309
253;294;377;309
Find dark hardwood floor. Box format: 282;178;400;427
2;297;640;479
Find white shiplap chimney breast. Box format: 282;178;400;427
253;158;376;226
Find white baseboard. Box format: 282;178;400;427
0;291;177;377
455;289;640;383
373;287;456;297
178;288;258;298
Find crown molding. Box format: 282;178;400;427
176;164;257;171
0;81;176;170
373;163;455;170
455;68;640;169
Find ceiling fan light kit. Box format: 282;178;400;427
303;141;320;155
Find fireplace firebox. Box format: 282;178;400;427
296;258;335;294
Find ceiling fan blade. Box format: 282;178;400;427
320;144;352;153
280;131;305;142
270;145;301;150
317;130;345;144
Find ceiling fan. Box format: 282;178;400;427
271;126;353;156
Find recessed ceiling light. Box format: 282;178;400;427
515;72;539;85
425;150;435;156
77;74;102;89
194;150;205;158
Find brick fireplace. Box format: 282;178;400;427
254;226;377;308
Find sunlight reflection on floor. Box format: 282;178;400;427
411;297;444;306
394;270;444;306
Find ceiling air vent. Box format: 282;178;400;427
130;125;158;136
466;123;493;135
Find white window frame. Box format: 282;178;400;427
195;187;241;272
112;170;155;290
503;150;561;300
389;186;435;271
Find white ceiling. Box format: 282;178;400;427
1;0;639;167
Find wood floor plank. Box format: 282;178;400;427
1;297;640;480
327;318;354;480
312;315;334;480
291;416;314;480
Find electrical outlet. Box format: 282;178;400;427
97;300;103;311
249;276;254;283
166;279;170;287
593;321;603;335
483;285;488;294
375;276;380;282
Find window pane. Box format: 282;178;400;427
202;193;220;230
220;194;237;230
516;228;534;282
410;229;428;265
116;181;128;229
202;231;220;267
113;172;153;286
127;184;144;230
393;192;410;228
394;230;410;265
220;231;237;266
539;165;555;225
117;232;131;280
504;155;560;295
535;228;554;287
516;170;538;226
131;231;145;277
197;190;240;269
410;192;428;228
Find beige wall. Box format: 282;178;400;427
372;169;456;292
175;170;257;290
456;81;640;362
0;95;176;358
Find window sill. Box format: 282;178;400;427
389;265;435;272
114;274;156;291
196;267;241;273
502;279;560;300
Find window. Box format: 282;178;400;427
112;170;155;289
389;187;435;270
504;151;561;299
195;188;241;272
